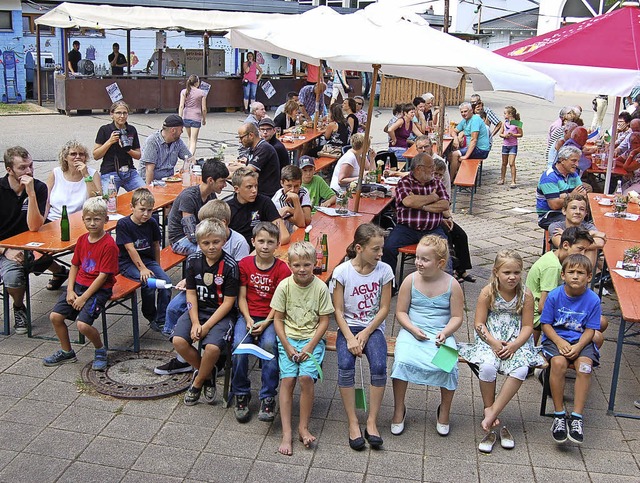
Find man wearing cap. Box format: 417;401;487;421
258;118;289;171
140;114;193;185
299;155;336;207
238;123;281;198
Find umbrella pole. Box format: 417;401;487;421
604;96;621;194
353;64;380;213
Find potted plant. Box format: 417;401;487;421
622;246;640;271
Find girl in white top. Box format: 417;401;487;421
331;223;394;450
46;141;101;221
329;132;373;192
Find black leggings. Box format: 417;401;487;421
446;222;472;274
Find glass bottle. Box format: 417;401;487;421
60;205;70;242
314;236;323;274
321;233;329;273
107;175;117;214
182;156;192;187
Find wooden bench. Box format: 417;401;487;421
324;330;396;356
452;159;481;214
101;247;186;352
1;281;9;336
314;156;337;174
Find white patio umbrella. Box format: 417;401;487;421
229;5;556;209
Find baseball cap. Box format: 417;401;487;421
163;114;184;128
258;118;275;128
299;156;315;169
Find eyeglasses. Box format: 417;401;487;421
113;111;128;116
238;132;250;140
68;152;86;157
259;127;274;132
356;102;363;106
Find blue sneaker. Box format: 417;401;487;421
92;348;108;371
43;349;77;367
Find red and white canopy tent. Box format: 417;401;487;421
494;2;640;192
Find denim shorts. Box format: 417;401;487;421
183;119;201;129
542;338;600;367
277;337;325;380
171;311;231;348
0;255;26;289
52;283;112;326
459;146;490;159
502;145;518;155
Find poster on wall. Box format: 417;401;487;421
106;82;123;103
261;80;276;99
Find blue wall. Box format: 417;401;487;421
0;10;27;102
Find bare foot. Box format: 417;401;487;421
481;407;501;432
298;429;316;448
278;435;293;456
497;179;505;185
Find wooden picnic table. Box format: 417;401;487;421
276;210;376;282
586;160;627;177
602;239;640;419
588;193;640;242
280;127;325;162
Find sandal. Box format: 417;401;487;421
456;273;477;283
497;180;505;185
46;267;68;290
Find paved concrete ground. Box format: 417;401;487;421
1;90;639;482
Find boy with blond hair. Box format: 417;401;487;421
43;198;118;371
272;241;334;455
174;218;239;406
117;187;172;332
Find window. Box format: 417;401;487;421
22;13;55;36
0;11;12;31
68;27;105;38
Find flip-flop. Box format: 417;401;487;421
479;431;497;453
457;273;477;283
46;267;69;290
500;426;515;449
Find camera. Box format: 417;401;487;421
118;128;133;148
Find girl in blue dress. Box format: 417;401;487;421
391;235;464;437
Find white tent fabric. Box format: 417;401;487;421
35;2;281;31
229;6;556;100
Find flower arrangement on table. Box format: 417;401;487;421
613;193;629;217
336;181;358;214
211;143;227;162
622;246;640;271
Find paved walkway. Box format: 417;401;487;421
0;92;639;482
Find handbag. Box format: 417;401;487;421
336;71;353;93
318;144;342;159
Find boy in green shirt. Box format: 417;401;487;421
272;241;334;456
300;156;336;207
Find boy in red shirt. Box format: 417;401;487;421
43;198;119;371
232;222;291;423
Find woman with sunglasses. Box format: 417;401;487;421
93;101;144;192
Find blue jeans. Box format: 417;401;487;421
243;81;257;102
171;236;198;256
336;327;387;388
382;223;451;275
231;316;279;400
120;260;171;324
164;290;186;335
100;170;145;193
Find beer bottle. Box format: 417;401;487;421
321;234;329;272
304;231;310;242
314;235;323;274
60;205;70;242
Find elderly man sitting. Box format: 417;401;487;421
536;145;588;229
449;101;491;180
382;152;450;275
244;102;267;126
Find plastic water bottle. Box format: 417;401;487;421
147;278;172;289
182;156;192;187
107;175;117;214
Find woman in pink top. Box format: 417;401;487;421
242;52;262;113
179;75;207;156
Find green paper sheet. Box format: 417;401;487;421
509;119;523;128
431;344;459;373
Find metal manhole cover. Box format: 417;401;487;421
81;350;192;400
